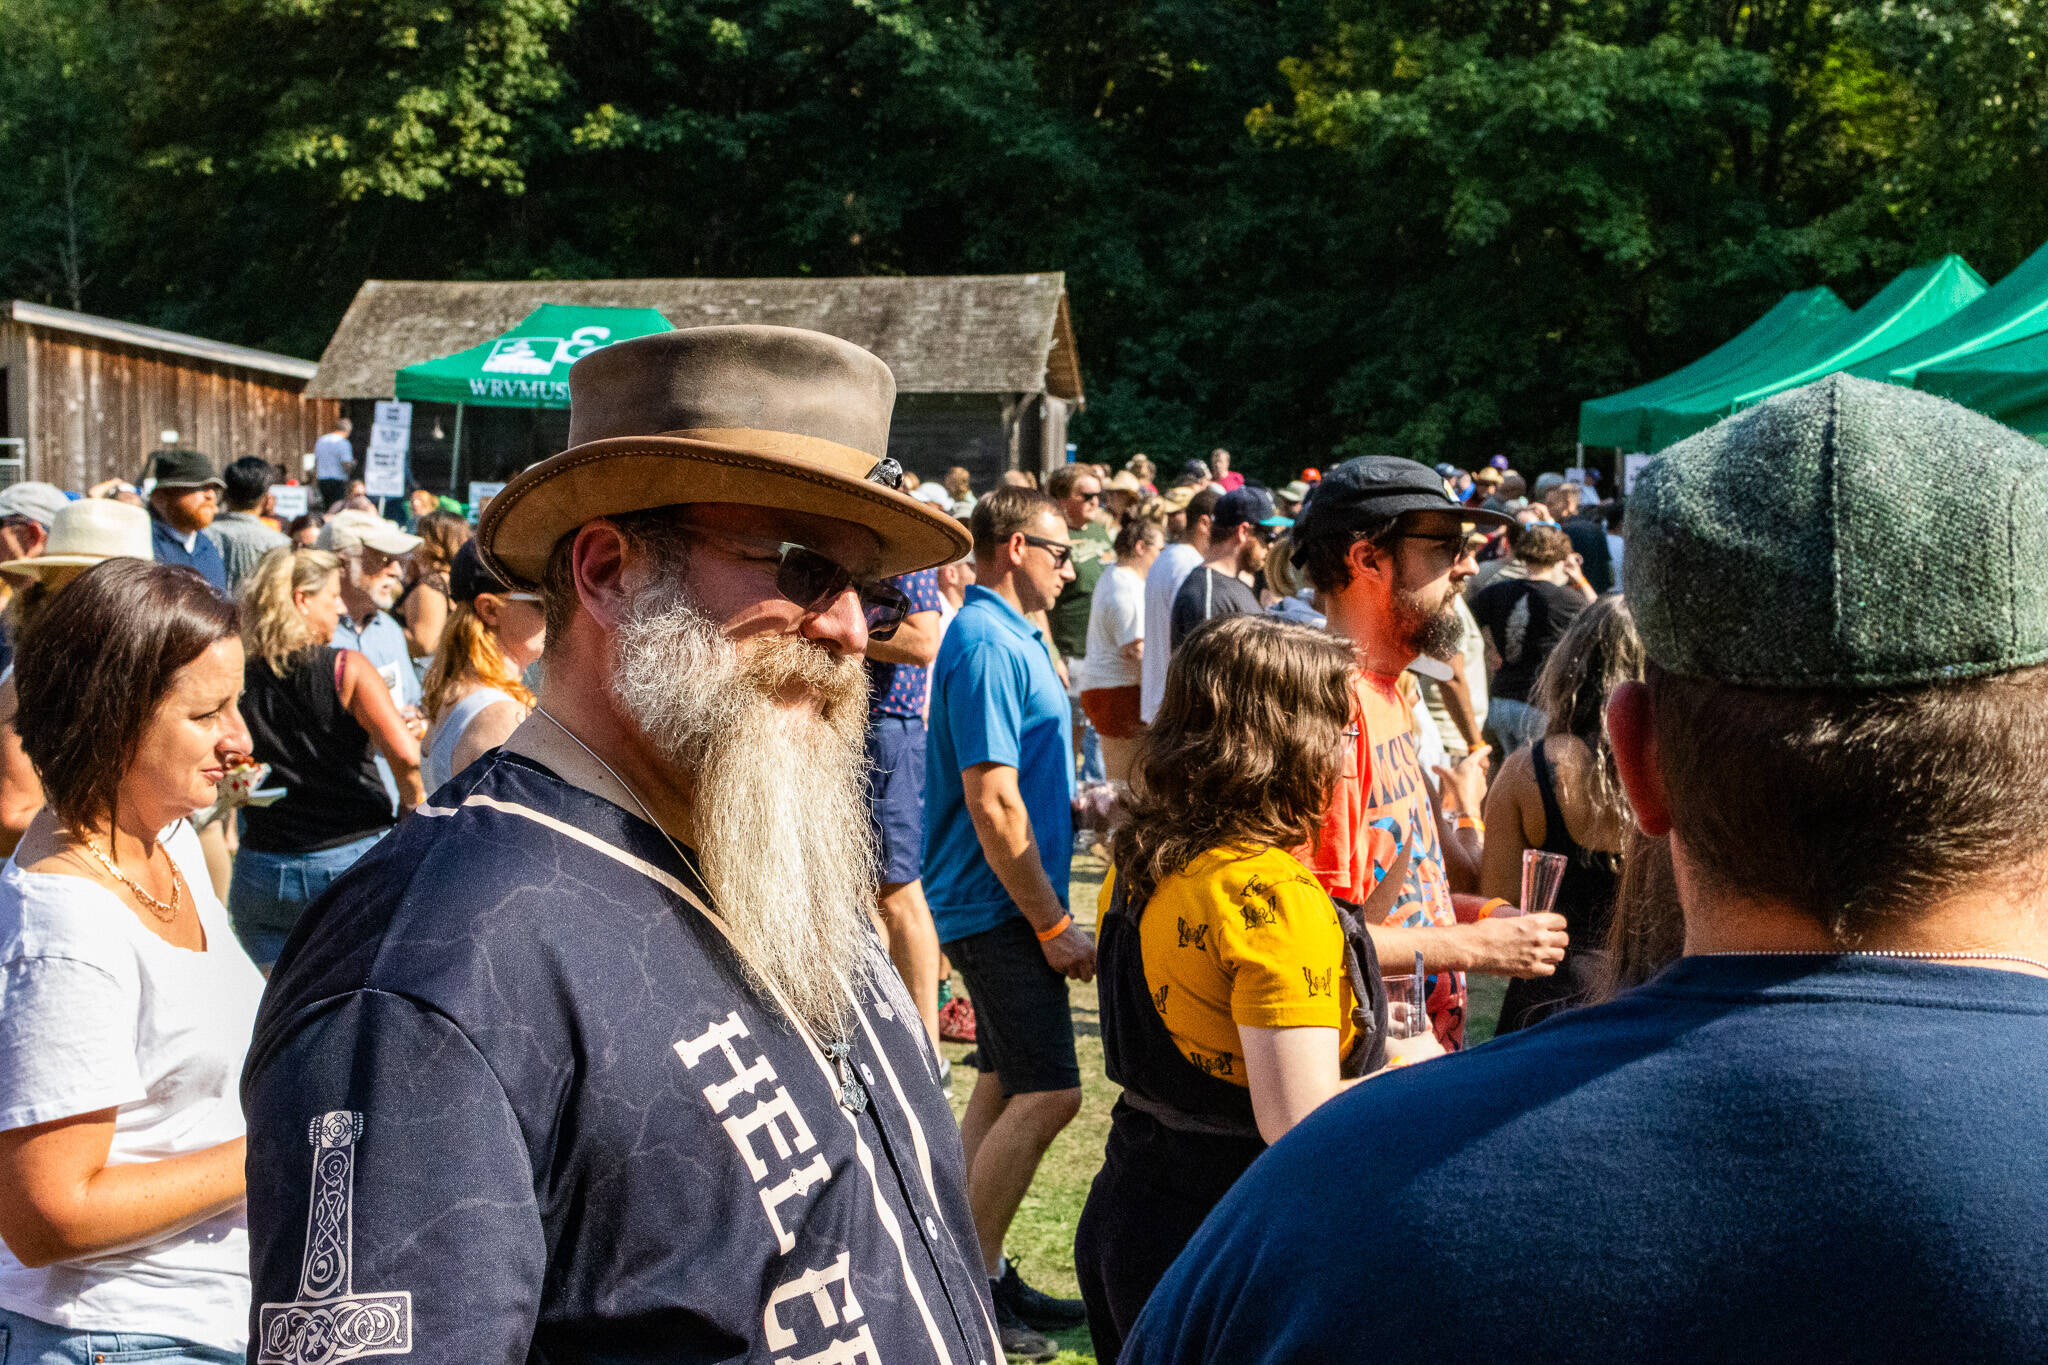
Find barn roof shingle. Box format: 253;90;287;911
308;274;1082;405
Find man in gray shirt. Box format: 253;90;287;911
210;456;290;592
1170;485;1288;647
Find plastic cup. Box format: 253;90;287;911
1521;849;1569;918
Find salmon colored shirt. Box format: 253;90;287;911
1309;668;1465;1049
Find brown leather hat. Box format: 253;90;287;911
479;324;970;585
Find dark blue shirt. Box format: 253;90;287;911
1126;956;2048;1364
242;749;1000;1365
151;515;229;595
867;568;945;720
922;585;1073;942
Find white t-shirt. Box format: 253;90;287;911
313;431;353;481
1078;563;1146;692
0;821;265;1353
1140;543;1203;722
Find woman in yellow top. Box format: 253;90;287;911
1074;612;1385;1363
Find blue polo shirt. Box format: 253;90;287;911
923;585;1074;943
151;515;229;596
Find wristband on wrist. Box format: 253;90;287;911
1451;812;1483;835
1035;913;1074;943
1477;897;1512;920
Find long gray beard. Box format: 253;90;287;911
614;584;879;1042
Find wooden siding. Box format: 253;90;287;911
6;322;338;489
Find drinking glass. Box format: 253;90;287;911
1521;849;1570;919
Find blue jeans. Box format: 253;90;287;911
0;1305;239;1364
1487;695;1549;754
228;828;385;968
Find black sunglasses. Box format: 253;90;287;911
1021;533;1074;569
695;527;910;639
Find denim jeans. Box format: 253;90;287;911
0;1305;240;1364
1486;695;1549;754
227;827;385;968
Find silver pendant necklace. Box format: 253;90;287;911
1701;949;2048;974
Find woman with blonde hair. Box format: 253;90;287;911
400;509;471;663
420;540;544;790
1075;613;1386;1362
229;546;422;968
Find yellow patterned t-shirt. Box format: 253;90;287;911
1102;845;1356;1088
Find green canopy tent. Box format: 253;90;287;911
393;303;673;490
1623;256;1986;450
1848;239;2048;388
1578;286;1848;451
1915;331;2048;438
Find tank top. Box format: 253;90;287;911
1497;737;1621;1034
239;647;395;853
424;686;518;792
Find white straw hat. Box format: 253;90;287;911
0;499;154;577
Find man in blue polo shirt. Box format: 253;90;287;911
144;447;229;594
925;483;1092;1361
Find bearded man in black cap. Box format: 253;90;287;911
244;326;1002;1363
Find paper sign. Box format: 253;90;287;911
467;481;506;524
269;484;309;519
366;400;412;497
1623;452;1653;495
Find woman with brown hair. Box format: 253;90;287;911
0;559;262;1362
1074;613;1385;1363
400;508;471;664
421;540;544;790
1480;593;1645;1031
229;545;422;968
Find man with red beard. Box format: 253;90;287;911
1289;457;1569;1049
241;326;1003;1364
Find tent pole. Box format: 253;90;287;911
450;403;464;496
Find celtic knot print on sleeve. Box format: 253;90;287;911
257;1111;413;1365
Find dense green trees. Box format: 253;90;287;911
4;0;2044;479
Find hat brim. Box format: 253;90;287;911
153;478;226;491
0;552;131;577
479;435;972;586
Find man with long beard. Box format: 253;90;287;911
241;326;1003;1363
1289;457;1569;1050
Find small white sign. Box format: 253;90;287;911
1623;452;1653;495
364;444;407;498
366;401;413;498
269;484;309;519
467;481;506;523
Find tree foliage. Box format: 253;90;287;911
4;0;2046;479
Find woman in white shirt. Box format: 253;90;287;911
420;540;545;791
1078;516;1165;783
0;558;265;1363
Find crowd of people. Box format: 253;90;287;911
0;326;2046;1365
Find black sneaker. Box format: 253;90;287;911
992;1260;1088;1331
991;1296;1059;1362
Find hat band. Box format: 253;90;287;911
658;428;879;481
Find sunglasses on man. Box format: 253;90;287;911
1021;533;1074;570
692;526;912;639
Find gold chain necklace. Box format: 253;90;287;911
78;837;183;924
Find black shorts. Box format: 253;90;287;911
944;915;1080;1095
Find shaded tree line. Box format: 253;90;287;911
4;0;2045;479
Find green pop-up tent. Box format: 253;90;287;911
1915;331;2048;438
394;303;673;486
1578;286;1848;450
1622;256;1987;450
1848;239;2048;388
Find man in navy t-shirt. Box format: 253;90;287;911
1127;375;2048;1363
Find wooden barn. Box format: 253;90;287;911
306;274;1084;494
0;301;337;490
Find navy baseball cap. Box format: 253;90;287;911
1213;486;1289;535
1292;455;1511;563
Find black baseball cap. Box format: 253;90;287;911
1213;486;1288;535
1291;455;1512;564
449;537;512;603
148;448;224;491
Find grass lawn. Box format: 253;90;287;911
940;852;1510;1362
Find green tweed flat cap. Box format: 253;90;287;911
1623;373;2048;688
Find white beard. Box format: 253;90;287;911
614;583;879;1042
